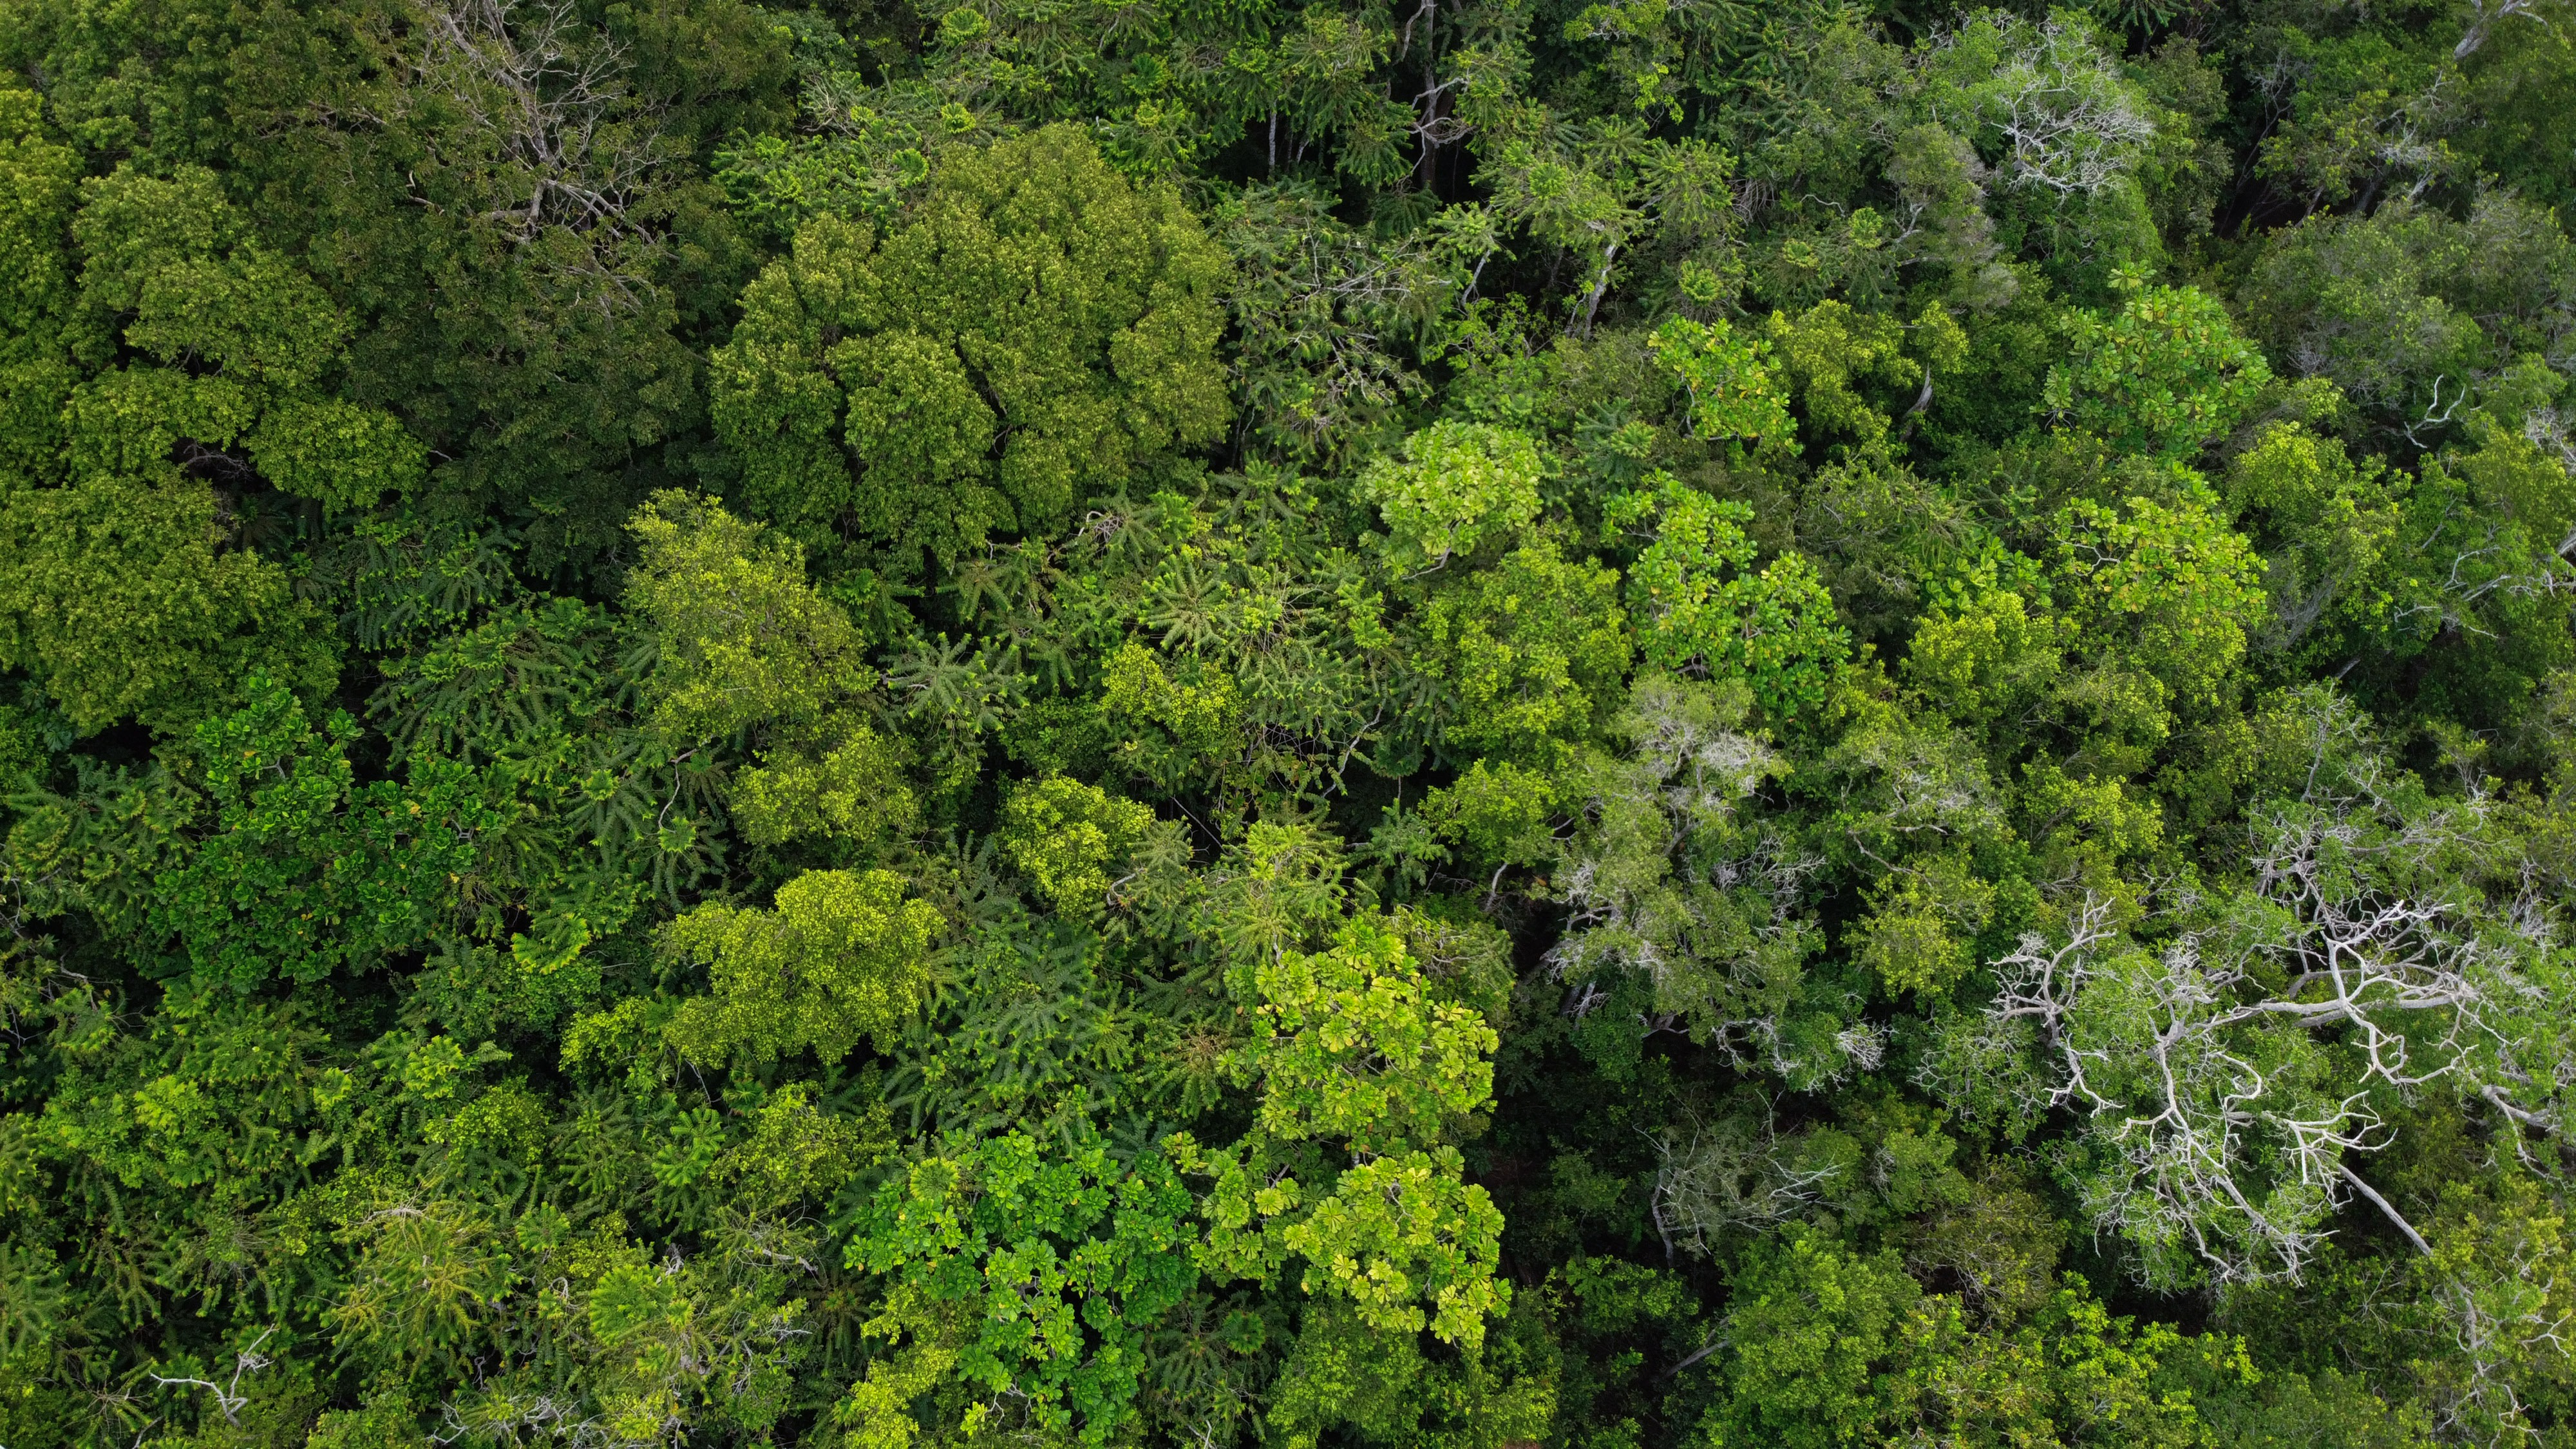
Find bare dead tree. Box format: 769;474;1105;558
1651;1106;1846;1259
405;0;674;312
150;1328;278;1426
1916;14;2155;200
2454;0;2564;61
1945;688;2573;1289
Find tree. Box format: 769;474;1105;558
0;155;375;735
625;491;914;851
846;1130;1198;1444
2051;484;2268;711
0;83;79;480
2225;422;2410;663
1173;918;1511;1348
1699;1229;2239;1449
711;125;1228;573
1651;316;1794;446
2044;272;2271;459
997;775;1155;917
1421;541;1633;766
625;491;873;742
149;679;507;990
1607;475;1851;721
1542;675;1860;1085
1215;183;1487;466
664;868;940;1066
1358;421;1543;570
0;470;334;735
1926;687;2570;1289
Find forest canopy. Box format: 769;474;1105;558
2;0;2576;1444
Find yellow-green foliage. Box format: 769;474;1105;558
997;775;1155;916
1358;421;1544;567
733;728;915;847
0;471;330;733
665;869;940;1066
1098;641;1240;788
1175;920;1511;1348
625;493;873;741
1238;918;1497;1153
1425;542;1633;764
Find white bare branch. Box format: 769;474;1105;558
1939;690;2572;1287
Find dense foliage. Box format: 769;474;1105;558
2;0;2575;1441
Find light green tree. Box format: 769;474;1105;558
0;470;334;734
626;491;915;849
625;492;874;743
1651;315;1795;445
2051;484;2268;710
1608;475;1851;721
1357;421;1544;570
1171;918;1510;1347
1422;541;1633;765
664;869;940;1066
0;151;365;735
997;775;1155;917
